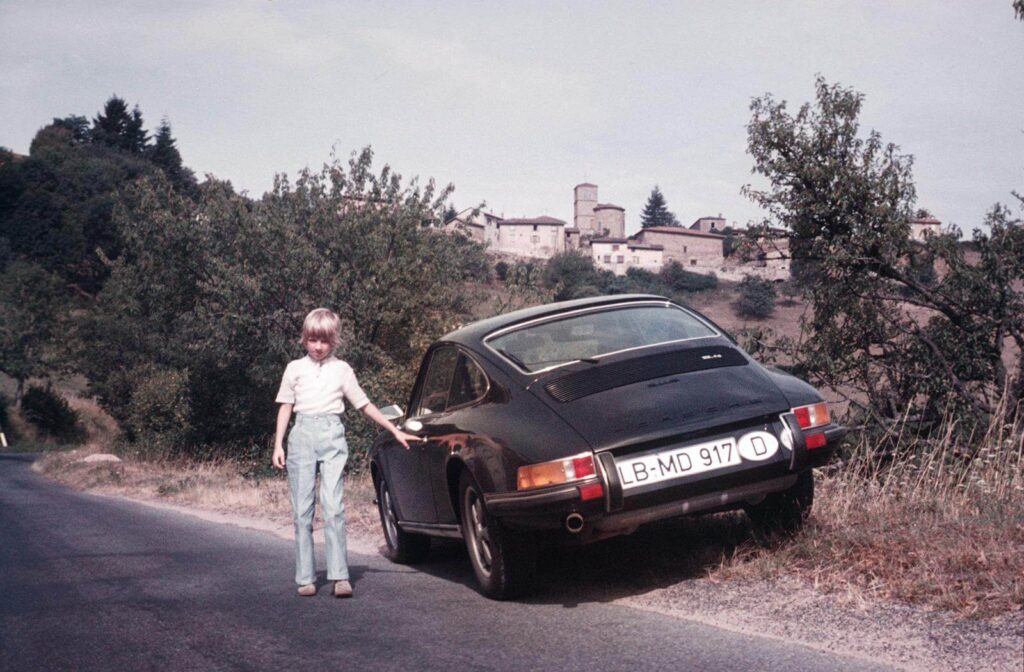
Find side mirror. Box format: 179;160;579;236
404;419;423;432
379;404;405;421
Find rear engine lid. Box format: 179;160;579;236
537;345;790;451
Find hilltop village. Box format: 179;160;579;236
444;183;944;282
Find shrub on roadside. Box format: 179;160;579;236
122;363;193;448
20;385;85;443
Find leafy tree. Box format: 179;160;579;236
744;76;1022;427
543;252;604;300
640;186;680;228
50;115;90;144
736;275;777;319
1015;0;1023;21
0;262;66;403
0;123;155;294
659;260;717;292
75;148;490;458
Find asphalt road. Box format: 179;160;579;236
0;454;893;672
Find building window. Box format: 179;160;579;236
612;244;620;251
684;245;688;253
690;259;697;266
616;255;624;264
533;224;538;231
603;255;611;263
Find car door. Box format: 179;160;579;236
386;345;460;524
421;350;491;524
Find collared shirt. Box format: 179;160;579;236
275;355;370;415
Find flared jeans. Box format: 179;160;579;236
286;413;349;585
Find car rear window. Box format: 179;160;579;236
487;303;718;373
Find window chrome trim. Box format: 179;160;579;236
483;300;722;375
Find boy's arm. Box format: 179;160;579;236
360;402;423;450
272;403;293;469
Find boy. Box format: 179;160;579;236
273;308;419;598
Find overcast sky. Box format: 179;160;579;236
2;1;1022;236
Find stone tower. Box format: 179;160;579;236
574;183;598;236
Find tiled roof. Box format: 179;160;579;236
639;227;725;239
574;182;598;188
498;216;566;226
594;203;624;211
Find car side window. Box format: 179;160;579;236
414;346;459;417
447;354;489;409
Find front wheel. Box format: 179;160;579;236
745;469;814;535
377;473;431;564
459;471;536;600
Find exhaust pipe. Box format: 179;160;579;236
565;513;585;534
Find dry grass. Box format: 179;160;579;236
712;404;1024;619
33;449;383;538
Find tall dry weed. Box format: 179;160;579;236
716;399;1023;618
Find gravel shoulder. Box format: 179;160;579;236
93;489;1023;672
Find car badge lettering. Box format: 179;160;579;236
701;353;723;360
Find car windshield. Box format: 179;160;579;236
487;303;718;373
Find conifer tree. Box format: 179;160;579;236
640;186;680;228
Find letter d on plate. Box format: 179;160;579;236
737;431;779;462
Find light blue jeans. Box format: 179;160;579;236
286;413;349;585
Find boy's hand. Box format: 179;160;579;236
393;430;424;450
272;445;286;470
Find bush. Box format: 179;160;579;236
737;275;777;319
659;260;718;292
494;260;509;281
20;385;85;443
122;363;193;447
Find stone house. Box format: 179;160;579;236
689;215;727;234
591;238;664;276
486;216;567;259
632;227;725;272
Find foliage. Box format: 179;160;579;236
493;260;552;314
658;260;718;292
0;97;196;300
736;275;777;319
74;148;490;461
543;252;605;300
149;119;198;196
494;260;509;281
640;186;680;228
20;385;84;443
743;76;1023;428
91;96;149;154
0;262;67;402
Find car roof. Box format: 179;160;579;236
441;294;673;347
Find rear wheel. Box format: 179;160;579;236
377;473;431;564
459;471;536;600
745;469;814;535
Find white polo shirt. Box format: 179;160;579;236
275;355;370;415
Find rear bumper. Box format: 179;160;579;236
484;418;846;537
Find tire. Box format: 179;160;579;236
459;471;536;600
376;473;431;564
745;469;814;535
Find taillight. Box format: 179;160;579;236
518;453;597;491
792;402;831;430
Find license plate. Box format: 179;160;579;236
617;437;742;490
616;430;783;491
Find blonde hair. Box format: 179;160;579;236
301;308;341;349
